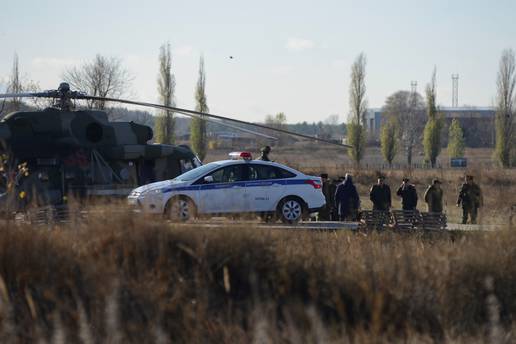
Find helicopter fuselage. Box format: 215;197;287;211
0;108;200;214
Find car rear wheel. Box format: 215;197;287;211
166;197;196;221
278;197;305;224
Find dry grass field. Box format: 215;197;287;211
1;209;516;343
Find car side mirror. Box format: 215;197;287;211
204;175;214;183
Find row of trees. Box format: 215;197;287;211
62;45;209;160
349;49;515;168
152;46;209;160
4;47;514;167
152;44;209;160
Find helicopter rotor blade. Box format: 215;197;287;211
179;114;279;140
0;89;351;148
78;95;352;148
0;92;49;99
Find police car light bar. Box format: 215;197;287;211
229;151;253;160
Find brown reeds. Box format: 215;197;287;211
0;208;516;342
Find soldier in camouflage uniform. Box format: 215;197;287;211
424;179;444;213
457;175;482;224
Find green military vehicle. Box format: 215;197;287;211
0;84;200;217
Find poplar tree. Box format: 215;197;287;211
347;53;367;166
191;56;208;160
380;118;398;166
155;42;176;144
447;118;465;158
495;49;515;167
423;68;443;167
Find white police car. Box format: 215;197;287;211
128;152;325;223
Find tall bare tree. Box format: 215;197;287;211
191;56;208;160
495;49;516;167
7;53;22;111
155;42;176;144
347;53;367;166
382;90;425;165
63;54;131;110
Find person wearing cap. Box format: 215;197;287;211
396;177;418;211
369;175;391;211
424;179;444;213
457;175;482;224
335;173;360;221
257;146;272;161
318;173;335;221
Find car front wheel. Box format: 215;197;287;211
278;197;305;224
166;197;196;221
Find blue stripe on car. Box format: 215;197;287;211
161;179;310;194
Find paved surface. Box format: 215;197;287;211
173;220;360;231
172;219;507;231
3;212;509;231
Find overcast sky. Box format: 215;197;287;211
1;0;515;123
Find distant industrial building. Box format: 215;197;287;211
364;106;496;147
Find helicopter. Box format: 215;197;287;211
0;82;351;218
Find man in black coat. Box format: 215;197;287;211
396;177;418;211
370;175;391;211
335;174;360;221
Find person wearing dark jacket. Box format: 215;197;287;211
370;176;391;211
396;177;418;211
257;146;272;161
335;174;360;221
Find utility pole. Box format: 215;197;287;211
411;81;417;94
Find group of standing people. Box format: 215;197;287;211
319;174;483;224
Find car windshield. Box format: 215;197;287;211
173;162;220;182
